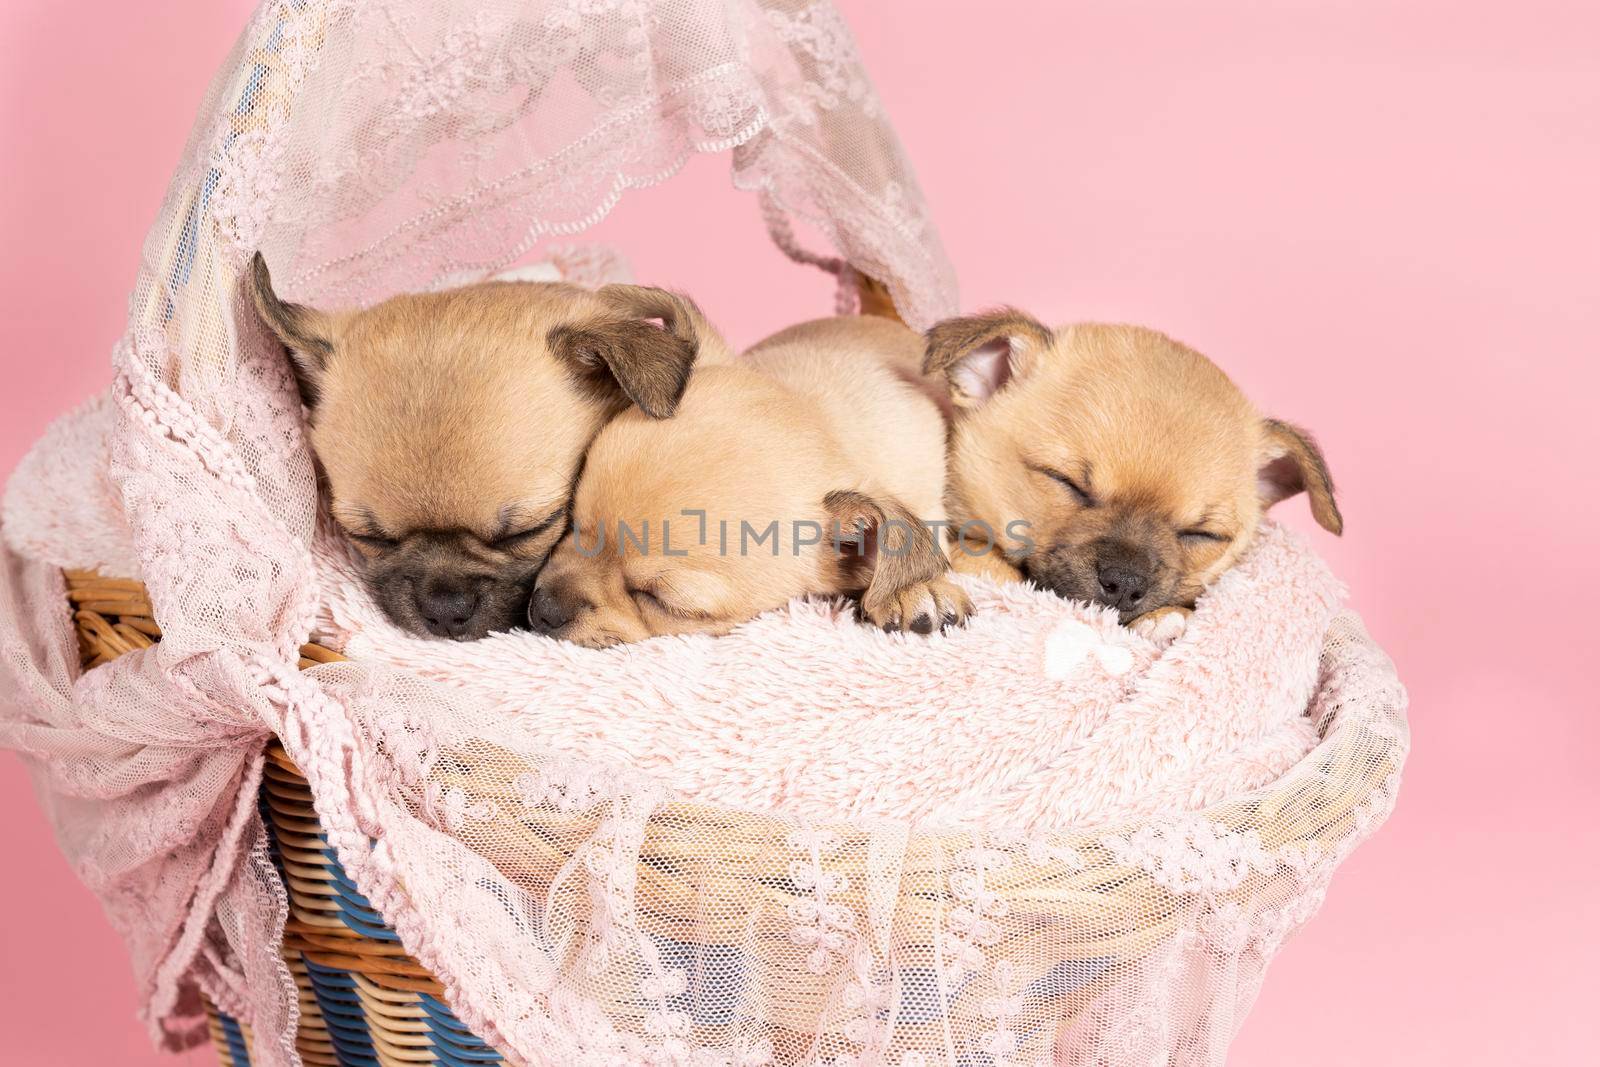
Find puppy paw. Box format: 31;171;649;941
1130;605;1191;647
862;577;972;635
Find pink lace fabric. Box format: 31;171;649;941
0;3;1408;1065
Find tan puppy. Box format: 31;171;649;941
529;316;969;646
923;310;1341;626
249;252;727;640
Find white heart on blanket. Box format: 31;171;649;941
1043;618;1134;679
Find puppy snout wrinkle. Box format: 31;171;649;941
528;587;575;635
415;583;481;639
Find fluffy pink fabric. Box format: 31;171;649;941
2;392;140;580
317;523;1336;832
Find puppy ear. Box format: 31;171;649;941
596;284;725;359
923;309;1054;408
549;285;712;418
248;251;337;407
1258;419;1343;534
823;490;947;615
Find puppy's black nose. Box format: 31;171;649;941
415;584;480;638
1095;563;1149;612
527;587;573;635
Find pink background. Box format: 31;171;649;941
2;1;1595;1064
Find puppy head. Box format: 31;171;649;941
528;366;941;647
927;312;1340;622
249;254;707;639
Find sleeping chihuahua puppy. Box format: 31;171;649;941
249;252;727;640
528;316;969;646
923;311;1341;628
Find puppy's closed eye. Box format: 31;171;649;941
629;586;713;621
348;530;399;552
630;588;667;614
490;508;565;551
1032;465;1097;508
492;529;546;550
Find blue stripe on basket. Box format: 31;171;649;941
257;789;288;886
427;1022;498;1052
262;778;501;1063
418;993;480;1035
322;1019;380;1061
331;908;402;941
896;966;956;1025
427;1039;504;1065
430;1035;499;1057
315;997;369;1026
1027;957;1115;1000
216;1010;251;1066
419;993;502;1062
308;839;401;942
417;994;502;1063
302;957;380;1064
653;937;749;1027
327;867;371;901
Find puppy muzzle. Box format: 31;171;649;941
527;580;655;647
1024;539;1175;626
373;565;536;641
528;586;578;635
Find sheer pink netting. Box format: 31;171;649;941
0;3;1407;1065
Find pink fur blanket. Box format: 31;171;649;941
5;396;1337;834
317;525;1336;831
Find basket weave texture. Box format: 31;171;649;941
70;570;500;1066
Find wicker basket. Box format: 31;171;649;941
65;565;1404;1066
71;570;502;1067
